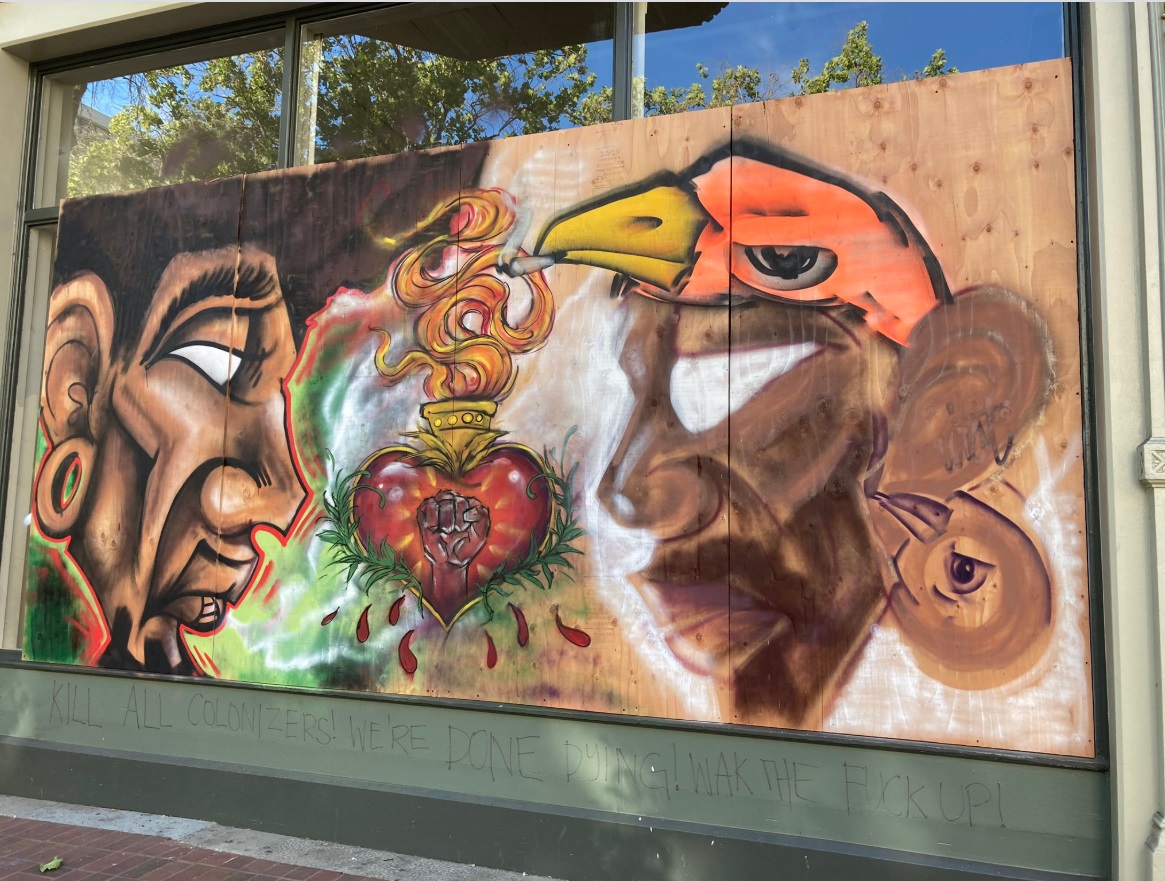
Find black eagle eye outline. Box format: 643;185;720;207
736;244;838;293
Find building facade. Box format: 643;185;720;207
0;4;1162;879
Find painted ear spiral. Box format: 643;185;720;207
887;491;1053;689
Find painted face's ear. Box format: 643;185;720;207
35;274;114;537
880;286;1053;497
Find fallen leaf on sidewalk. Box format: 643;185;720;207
38;857;62;873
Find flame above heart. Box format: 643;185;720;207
373;189;555;403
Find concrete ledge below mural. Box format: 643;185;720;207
0;664;1107;879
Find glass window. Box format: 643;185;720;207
634;2;1064;117
294;4;618;165
34;31;284;206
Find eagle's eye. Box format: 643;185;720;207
736;244;838;295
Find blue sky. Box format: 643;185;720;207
640;3;1063;91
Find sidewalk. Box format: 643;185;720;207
0;796;555;881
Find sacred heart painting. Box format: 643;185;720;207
23;59;1095;757
352;403;557;631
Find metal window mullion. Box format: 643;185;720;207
277;14;300;169
20;73;46;221
22;208;58;226
612;2;633;121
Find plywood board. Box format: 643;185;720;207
24;59;1091;756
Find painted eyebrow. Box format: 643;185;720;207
141;260;278;365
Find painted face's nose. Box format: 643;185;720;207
206;399;306;537
598;412;729;541
199;461;303;537
597;300;728;540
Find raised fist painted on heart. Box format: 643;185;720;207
417;489;490;573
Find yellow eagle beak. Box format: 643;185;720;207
534;184;708;291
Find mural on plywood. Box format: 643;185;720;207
23;58;1093;755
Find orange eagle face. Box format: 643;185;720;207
535;144;948;346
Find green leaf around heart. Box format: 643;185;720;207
475;426;588;618
316;462;424;606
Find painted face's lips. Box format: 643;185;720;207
155;537;257;633
630;571;791;677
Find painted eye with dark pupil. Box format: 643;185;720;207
745;245;819;279
950;554;977;585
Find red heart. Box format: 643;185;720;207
354;444;552;627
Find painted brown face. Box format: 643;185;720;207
599;293;901;725
530;142;1057;721
532;146;941;724
37;247;306;673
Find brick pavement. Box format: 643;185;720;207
0;815;380;881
